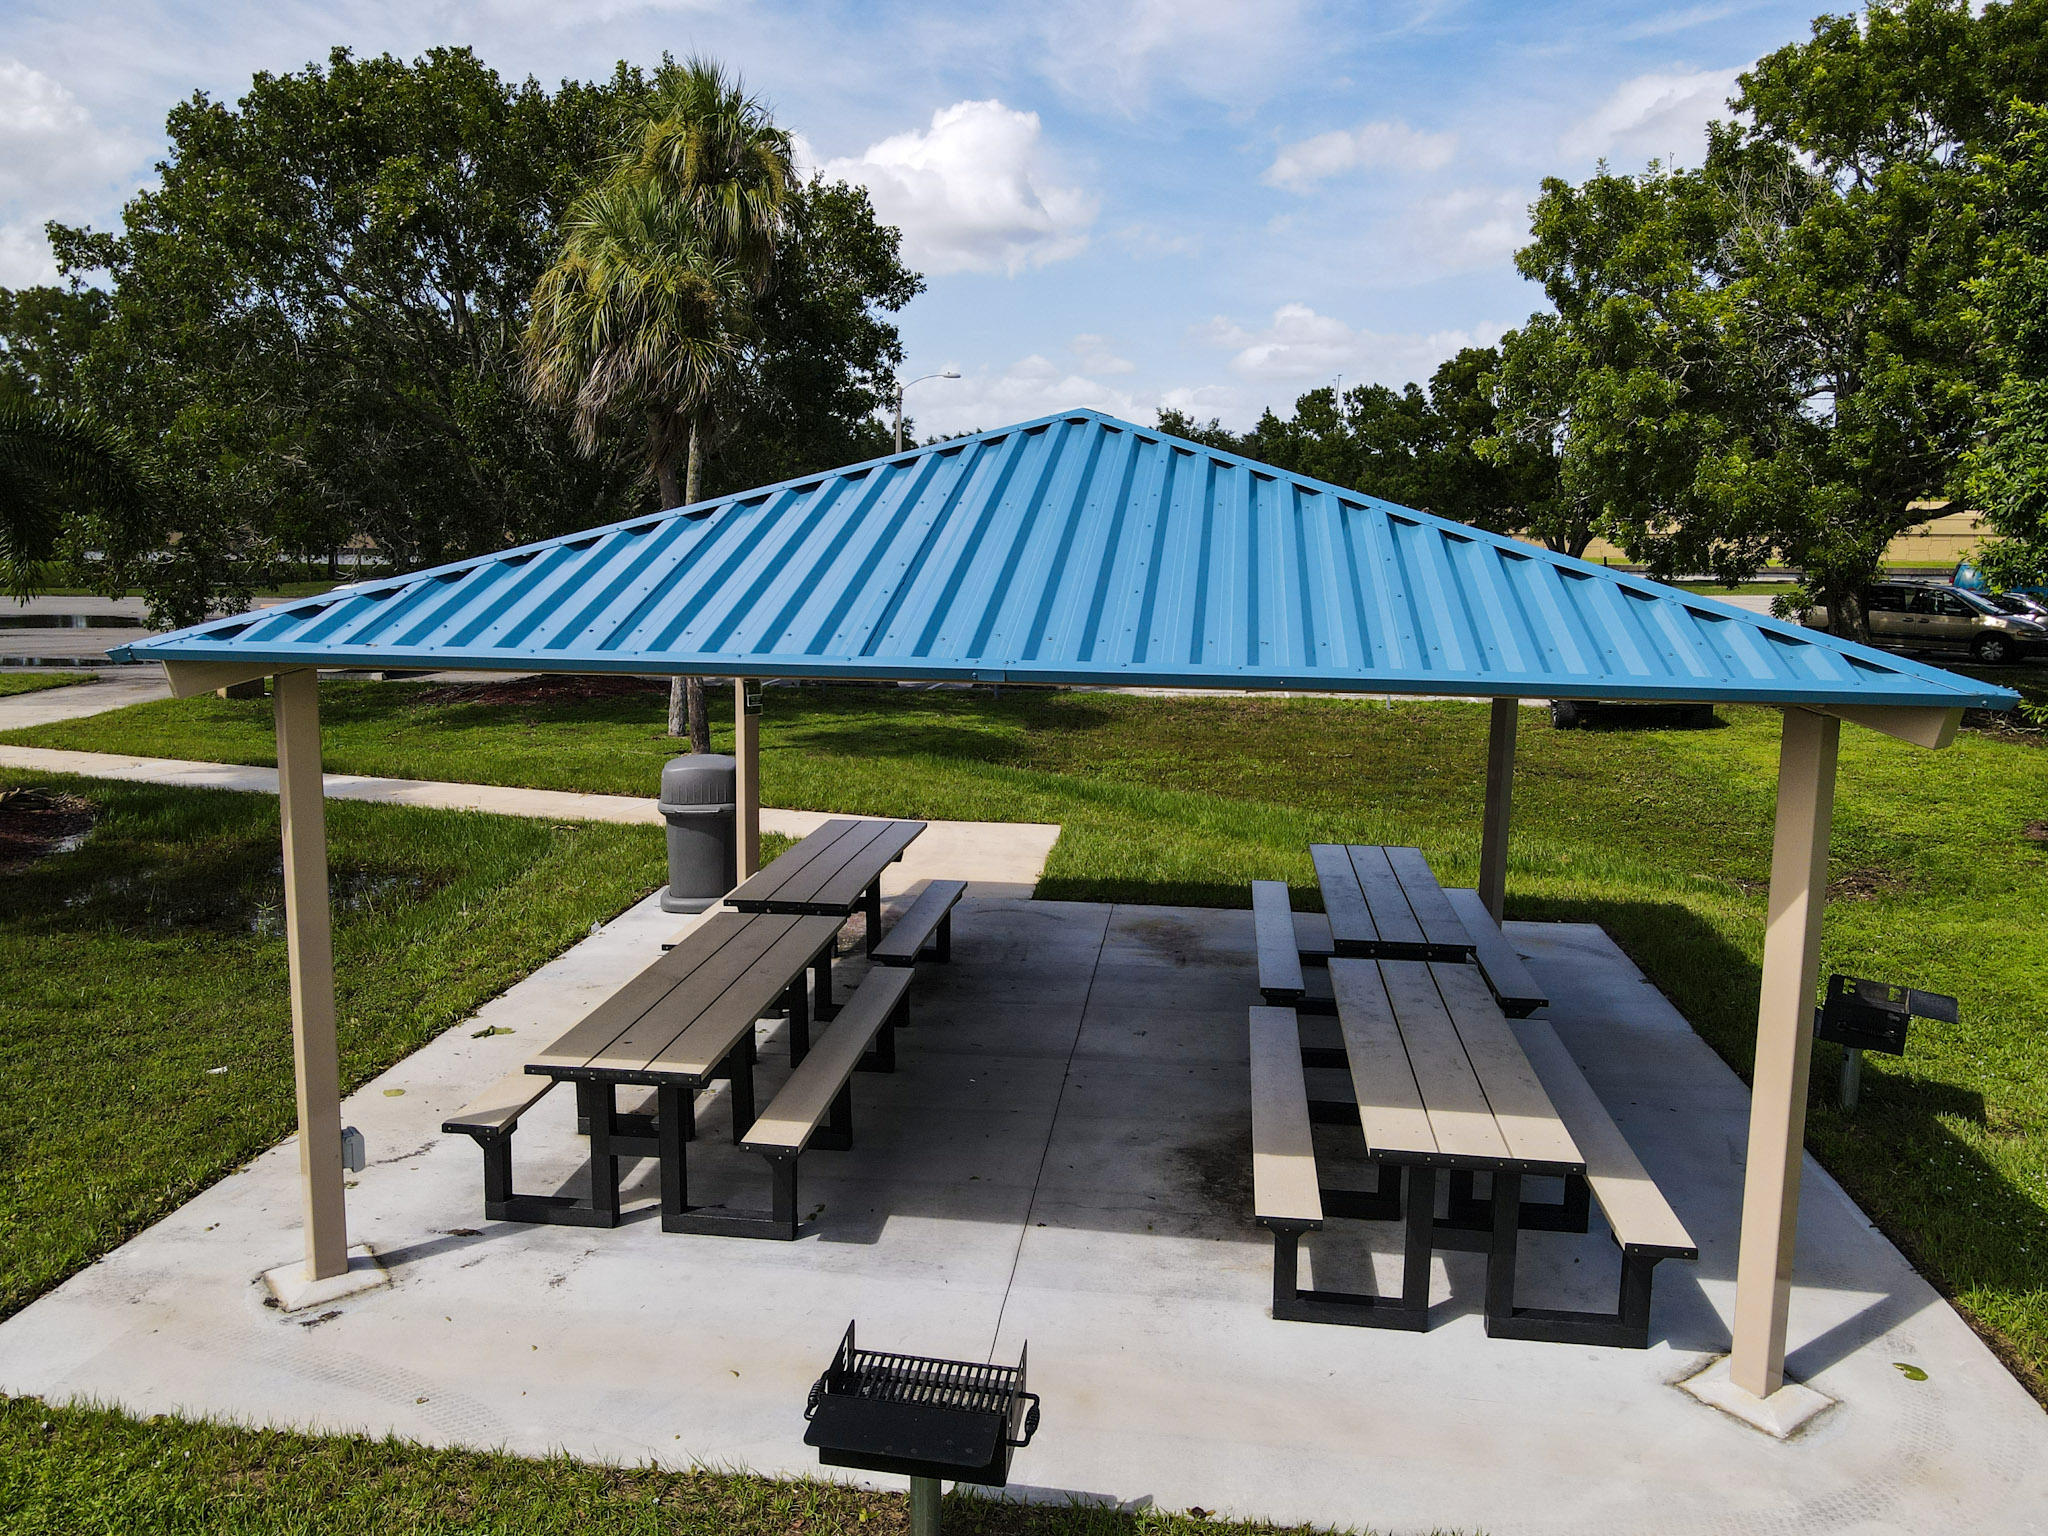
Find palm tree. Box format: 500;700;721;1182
527;56;796;746
0;397;147;599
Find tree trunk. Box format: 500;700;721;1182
652;407;681;510
678;414;710;750
667;677;687;738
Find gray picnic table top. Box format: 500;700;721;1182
726;817;926;917
1309;843;1476;962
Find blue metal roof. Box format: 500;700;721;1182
116;410;2019;710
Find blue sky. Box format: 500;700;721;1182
0;0;1837;434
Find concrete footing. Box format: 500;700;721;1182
1680;1355;1838;1438
261;1246;389;1312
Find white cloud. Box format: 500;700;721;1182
1378;186;1529;277
1031;0;1313;115
1196;303;1505;385
903;352;1150;438
1559;66;1741;166
815;100;1097;277
0;56;148;285
1264;121;1457;191
1070;333;1134;374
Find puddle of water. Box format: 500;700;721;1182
1;614;144;629
59;863;439;933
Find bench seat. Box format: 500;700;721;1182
667;964;915;1240
442;1072;625;1228
1252;883;1336;1013
871;879;966;967
1487;1018;1699;1348
1443;888;1548;1017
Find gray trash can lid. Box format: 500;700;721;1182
661;753;737;806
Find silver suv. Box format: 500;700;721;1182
1802;580;2047;665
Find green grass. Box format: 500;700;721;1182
0;772;666;1321
0;672;94;697
0;1397;1354;1536
10;678;2043;1395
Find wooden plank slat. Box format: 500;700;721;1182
645;916;845;1079
1327;959;1436;1157
1430;963;1583;1172
1251;880;1305;997
1348;845;1426;950
1443;888;1548;1015
1512;1019;1697;1256
443;1070;553;1135
1384;846;1473;953
743;968;915;1153
806;819;925;910
872;879;965;965
1248;1006;1324;1225
1375;959;1508;1161
1310;843;1377;950
766;819;896;907
524;910;762;1071
533;914;803;1073
725;818;865;907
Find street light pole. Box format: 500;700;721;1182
894;369;960;453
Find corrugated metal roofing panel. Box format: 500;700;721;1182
114;410;2020;710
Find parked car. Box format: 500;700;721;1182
1800;579;2048;664
1985;589;2048;622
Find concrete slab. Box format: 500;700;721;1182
0;671;171;727
2;902;2043;1536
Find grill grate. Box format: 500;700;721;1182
805;1323;1040;1487
833;1346;1018;1416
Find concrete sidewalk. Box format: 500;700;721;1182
0;743;1060;897
1;896;2042;1533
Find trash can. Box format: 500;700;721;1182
659;753;737;913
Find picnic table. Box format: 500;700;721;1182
727;817;927;953
1250;843;1695;1347
445;817;938;1237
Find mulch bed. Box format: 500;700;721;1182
0;788;97;874
412;674;670;708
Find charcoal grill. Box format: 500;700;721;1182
804;1322;1039;1499
1813;973;1958;1109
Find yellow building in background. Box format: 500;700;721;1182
1556;505;1984;572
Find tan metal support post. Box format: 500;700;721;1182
274;667;349;1281
1729;706;1839;1399
1477;697;1518;923
734;676;761;881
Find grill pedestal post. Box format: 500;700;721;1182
910;1475;941;1536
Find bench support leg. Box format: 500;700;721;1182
1483;1227;1674;1350
813;953;837;1022
786;976;811;1067
1266;1165;1435;1331
857;994;906;1074
864;880;883;954
657;1084;801;1242
718;1035;757;1145
810;1083;856;1151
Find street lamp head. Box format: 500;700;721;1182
939;369;960;379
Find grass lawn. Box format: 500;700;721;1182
0;672;94;698
10;677;2044;1397
0;1399;1337;1536
0;771;666;1321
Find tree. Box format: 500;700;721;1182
1158;348;1526;532
45;48;658;620
1505;0;2022;637
0;284;108;406
0;398;148;598
526;56;797;749
1968;100;2048;587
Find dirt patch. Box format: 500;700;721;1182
1963;706;2046;743
2024;821;2048;843
1177;1127;1255;1226
0;787;96;874
1119;912;1222;967
412;673;668;708
1829;867;1916;902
